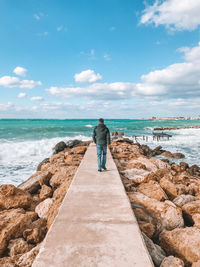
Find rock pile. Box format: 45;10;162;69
0;140;90;266
110;138;200;267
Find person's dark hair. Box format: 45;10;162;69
99;118;104;123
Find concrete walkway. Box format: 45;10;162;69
33;143;153;267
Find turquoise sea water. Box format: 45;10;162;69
1;119;200;185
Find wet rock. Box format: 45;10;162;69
0;208;32;256
187;165;200;176
8;238;34;257
111;131;118;136
142;232;166;266
160;256;184;267
39;185;52;200
37;158;50;171
182;200;200;224
53;141;67;154
137;180;168;201
173;194;198;208
171;164;181;173
16;244;41;267
161;151;173;158
128;192;184;234
160;177;178;200
0;185;33;210
118;132;124;137
35;198;53;219
173;153;185;159
159;227;200;265
66;139;81;148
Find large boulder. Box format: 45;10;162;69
173;194;198;208
0;208;33;256
35;198;53;219
142;233;166;266
0;257;15;267
38;170;53;186
159;177;178;200
0;185;33;210
121;168;150;183
66;139;81;148
159;227;200;265
39;185;52;201
18;171;41;194
128;192;184;234
37;158;50;171
182;200;200;224
53;141;67;154
137;180;168;201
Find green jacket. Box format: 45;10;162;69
92;124;111;145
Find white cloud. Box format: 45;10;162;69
17;92;27;98
0;76;42;89
103;54;111;61
74;69;102;83
0;102;14;111
31;96;43;101
33;13;44;20
140;0;200;31
47;82;134;100
134;42;200;98
13;66;27;77
109;26;116;31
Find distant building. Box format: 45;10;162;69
148;116;156;120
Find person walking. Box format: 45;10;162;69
92;118;111;172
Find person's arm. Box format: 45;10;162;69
106;128;111;145
92;127;97;144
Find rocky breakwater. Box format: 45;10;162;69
0;140;90;267
110;138;200;267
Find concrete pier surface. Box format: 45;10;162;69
33;143;153;267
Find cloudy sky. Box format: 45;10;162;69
1;0;200;119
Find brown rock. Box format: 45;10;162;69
182;200;200;224
159;227;200;265
160;256;184;267
38;171;53;186
121;168;149;183
16;244;41;267
35;198;53;219
180;162;189;171
18;171;41;194
173;194;198;207
23;227;46;244
171;164;181;173
138;221;156;238
50;172;66;188
193;214;200;229
172;153;185;159
39;185;52;200
126;162;147;170
0;208;32;256
160;177;178;200
161;151;173;158
71;146;87;154
0;184;33;210
0;257;16;267
192;260;200;267
142;233;166;266
8;238;34;257
149;158;170;169
128;192;184;234
137;180;168;201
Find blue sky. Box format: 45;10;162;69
1;0;200;118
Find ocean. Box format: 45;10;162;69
1;119;200;186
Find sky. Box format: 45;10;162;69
1;0;200;119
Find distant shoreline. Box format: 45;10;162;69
154;126;200;131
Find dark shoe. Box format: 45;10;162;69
102;166;107;170
98;169;102;172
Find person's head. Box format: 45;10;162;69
99;118;104;124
